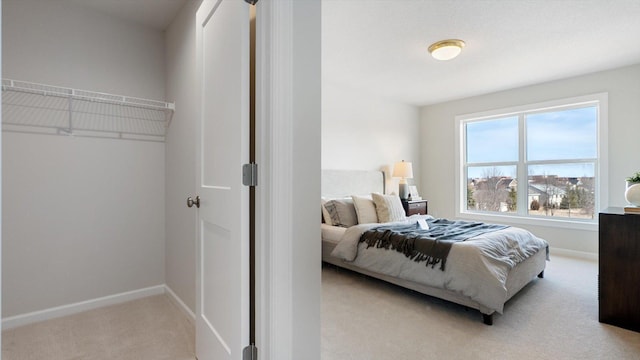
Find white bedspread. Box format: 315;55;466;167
331;215;548;313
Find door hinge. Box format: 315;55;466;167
243;163;258;187
243;344;258;360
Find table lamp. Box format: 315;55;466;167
393;160;413;200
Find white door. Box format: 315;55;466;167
195;0;250;359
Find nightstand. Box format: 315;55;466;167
401;199;428;216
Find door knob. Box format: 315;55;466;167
187;196;200;208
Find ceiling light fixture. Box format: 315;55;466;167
428;39;465;61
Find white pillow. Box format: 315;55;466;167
351;195;378;224
372;193;406;223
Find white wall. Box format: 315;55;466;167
2;0;165;99
2;0;166;317
322;82;421;194
2;134;165;316
164;0;202;315
420;63;640;254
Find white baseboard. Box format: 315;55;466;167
164;285;196;323
550;247;598;261
1;285;165;330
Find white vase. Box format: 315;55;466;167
625;183;640;206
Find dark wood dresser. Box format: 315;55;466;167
599;207;640;332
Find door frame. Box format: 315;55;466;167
255;1;321;359
0;0;3;350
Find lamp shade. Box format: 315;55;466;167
392;161;414;179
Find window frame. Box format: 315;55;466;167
454;93;608;231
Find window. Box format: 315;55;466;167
457;94;607;227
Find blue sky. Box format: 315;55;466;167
466;106;597;179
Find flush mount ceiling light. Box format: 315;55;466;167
428;39;466;61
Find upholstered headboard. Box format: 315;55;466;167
321;170;385;198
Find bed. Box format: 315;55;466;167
321;169;549;325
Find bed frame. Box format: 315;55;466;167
321;169;546;325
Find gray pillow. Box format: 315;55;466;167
325;199;358;227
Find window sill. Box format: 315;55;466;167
456;210;598;232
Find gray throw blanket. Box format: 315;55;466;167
359;219;508;271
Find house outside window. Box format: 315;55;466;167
455;94;608;229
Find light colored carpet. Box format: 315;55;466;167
2;294;195;360
322;255;640;360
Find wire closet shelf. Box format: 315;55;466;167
1;79;175;142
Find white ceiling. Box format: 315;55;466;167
322;0;640;106
67;0;187;30
62;0;640;107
